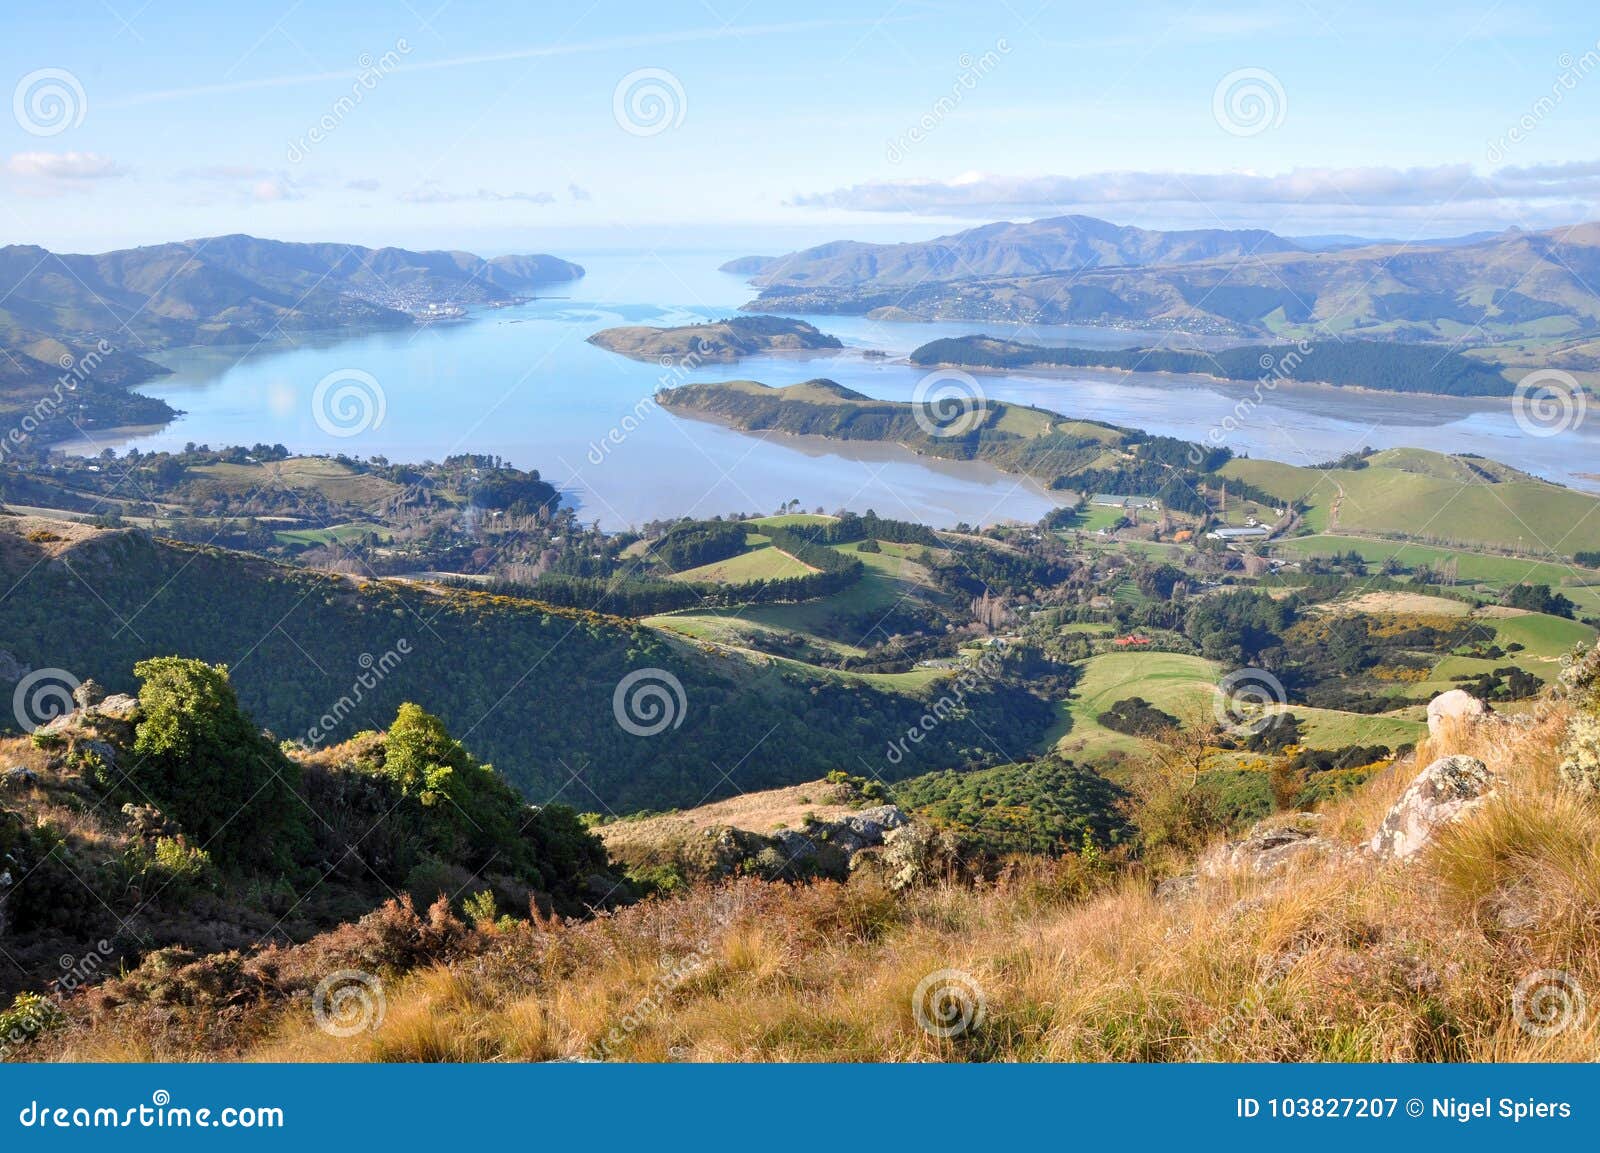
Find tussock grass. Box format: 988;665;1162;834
27;696;1600;1063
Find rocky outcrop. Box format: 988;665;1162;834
1198;812;1340;877
769;805;908;878
1427;688;1490;738
1368;754;1497;860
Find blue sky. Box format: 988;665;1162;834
4;0;1600;254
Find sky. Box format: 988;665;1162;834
4;0;1600;255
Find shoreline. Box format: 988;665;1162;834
907;357;1513;405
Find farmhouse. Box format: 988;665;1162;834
1206;525;1271;541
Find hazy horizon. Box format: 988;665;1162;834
6;1;1600;253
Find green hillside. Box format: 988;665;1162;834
1222;449;1600;557
0;520;1054;811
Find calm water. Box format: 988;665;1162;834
62;250;1599;528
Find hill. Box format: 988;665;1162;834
0;517;1053;811
909;335;1514;397
20;656;1600;1062
0;234;584;349
0;341;175;447
1220;448;1600;558
656;379;1244;516
586;315;842;362
724;214;1302;288
743;219;1600;345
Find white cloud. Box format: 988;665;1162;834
346;177;381;191
177;164;304;202
792;161;1600;217
398;182;555;205
5;152;129;180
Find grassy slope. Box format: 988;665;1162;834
46;692;1600;1063
1222;450;1600;556
669;543;814;583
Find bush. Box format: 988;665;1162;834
374;703;609;898
127;657;307;870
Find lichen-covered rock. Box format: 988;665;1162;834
873;822;959;891
72;678;107;711
1369;754;1496;860
1426;689;1490;738
1198;812;1337;878
1558;706;1600;796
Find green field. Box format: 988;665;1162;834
646;536;938;661
670;543;814;583
1052;651;1222;759
1276;534;1600;616
274;521;392;547
1051;649;1431;760
1222;449;1600;556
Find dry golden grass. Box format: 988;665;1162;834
26;694;1600;1064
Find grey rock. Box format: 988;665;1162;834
1;767;39;790
1199;812;1335;878
1368;754;1496;861
1426;689;1489;738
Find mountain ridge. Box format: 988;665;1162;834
0;234;585;350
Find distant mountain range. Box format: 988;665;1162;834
0;234;584;350
723;214;1302;287
729;215;1600;350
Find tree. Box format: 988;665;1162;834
377;703;607;890
128;657;306;869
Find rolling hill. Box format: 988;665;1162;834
1222;448;1600;558
0;516;1052;810
586;315;842;362
0;234;585;350
740;219;1600;346
724;214;1302;288
908;335;1514;396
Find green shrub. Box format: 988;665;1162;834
126;657;307;869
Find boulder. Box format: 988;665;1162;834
95;694;141;723
1427;689;1489;738
1;767;39;791
72;678;107;711
1198;812;1336;878
1368;754;1496;860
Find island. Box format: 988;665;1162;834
907;335;1516;397
586;315;843;363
